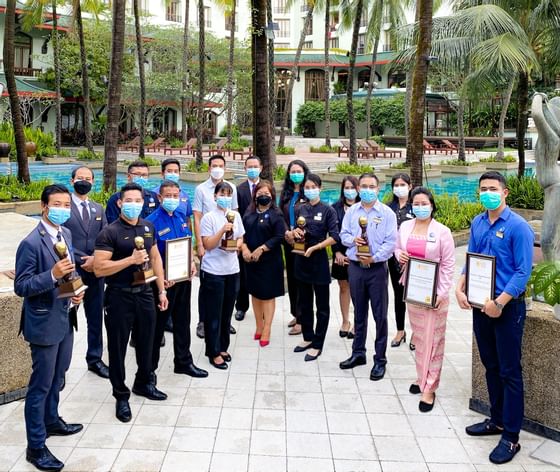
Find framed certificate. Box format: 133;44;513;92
403;257;439;308
465;252;496;309
165;237;192;282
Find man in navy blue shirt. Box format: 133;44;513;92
456;171;533;465
152;158;191;217
147;180;208;380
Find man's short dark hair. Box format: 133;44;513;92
358;172;380;186
479;171;507;189
71;165;94;179
41;184;70;204
245;155;261;165
127;160;149;173
159;180;181;193
209;154;226;166
214;181;233;195
119;182;144;199
162;158;181;172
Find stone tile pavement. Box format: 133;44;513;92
1;247;559;472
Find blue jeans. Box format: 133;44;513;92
473;299;526;443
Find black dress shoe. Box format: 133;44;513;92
293;343;313;353
209;357;228;370
465;419;503;436
419;393;436;412
304;350;321;362
229;325;237;334
489;438;521;464
88;360;110;379
409;384;421;395
220;353;232;362
175;364;209;378
370;363;386;381
339;354;367;370
160;334;166;347
46;417;83;437
115;399;132;423
196;322;205;339
132;383;168;401
235;310;245;321
391;332;406;347
26;446;64;471
347;331;355;340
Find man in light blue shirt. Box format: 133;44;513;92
339;173;397;381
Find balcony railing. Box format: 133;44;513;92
14;67;42;77
166;13;182;23
382;44;393;52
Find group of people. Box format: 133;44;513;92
14;153;534;471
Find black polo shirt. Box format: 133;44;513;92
95;217;155;287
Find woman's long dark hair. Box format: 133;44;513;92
337;175;360;206
247;180;277;214
280;159;310;207
390;172;411;205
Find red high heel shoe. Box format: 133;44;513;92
254;332;262;340
259;339;269;347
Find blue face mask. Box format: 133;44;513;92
344;189;358;201
121;202;143;219
47;207;71;226
164;173;180;183
162;198;180;213
246;168;260;180
360;188;378;204
132;176;149;188
304;188;320;201
216;196;233;210
480;191;502;211
290;172;304;184
412;205;432;220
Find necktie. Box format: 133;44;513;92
81;201;90;225
251;183;256;197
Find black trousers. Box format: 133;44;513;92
201;271;239;358
77;267;105;365
151;280;193;371
284;244;300;321
348;261;389;366
298;281;330;350
387;256;406;331
235;256;250;313
104;286;156;401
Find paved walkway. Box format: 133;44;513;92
1;247;559;471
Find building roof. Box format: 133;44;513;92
0;1;71;32
0;74;56;98
274;49;397;68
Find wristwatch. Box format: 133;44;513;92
159;290;167;296
493;300;504;311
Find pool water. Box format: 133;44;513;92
0;162;534;205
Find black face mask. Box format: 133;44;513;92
74;180;92;195
256;195;272;206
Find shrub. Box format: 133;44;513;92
77;150;103;161
479;154;517;163
273;165;286;181
89;189;113;207
125;156;160;167
334;162;374;174
276;146;295;155
529;261;560;307
309;145;338;153
434;194;484;232
144;136;154;146
224;143;244;151
169;137;184;148
390;162;409;170
506;175;544;210
0;176;51;202
184;160;209;172
439;159;474;166
0;124;58;158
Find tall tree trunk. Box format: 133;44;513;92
404;70;412;165
103;0;127;191
3;0;28;183
133;0;146;158
516;71;528;177
323;0;331;147
251;0;273;178
196;0;205;166
267;0;276;152
457;95;465;162
181;0;190;143
365;32;381;139
346;0;363;165
52;1;62;153
408;0;433;187
76;2;94;152
278;3;315;148
496;79;515;161
225;0;236;144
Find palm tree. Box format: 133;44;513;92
4;0;29;183
133;0;146;158
195;0;205;167
267;0;276;150
103;0;127;191
323;0;331;147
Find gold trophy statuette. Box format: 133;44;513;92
132;236;158;285
292;216;307;255
53;241;88;299
357;216;372;257
221;211;238;251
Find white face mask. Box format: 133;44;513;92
210;167;225;180
393;186;409;199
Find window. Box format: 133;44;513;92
14;33;32;75
274;0;287;14
304;18;313;36
166;1;181;22
329;37;339;48
305;69;325;102
329;12;339;30
360;8;368;27
357;33;366;54
303;41;313;49
358;69;372;89
274;43;290;49
275;69;292;127
225;12;239;32
277;19;290;38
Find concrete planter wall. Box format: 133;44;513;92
0;157;9;164
180;170;234;182
42;156;75;165
439;164;487;175
74;160;104;169
483;161;518;171
514;208;544;222
0;200;41;215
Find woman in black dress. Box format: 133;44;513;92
241;181;286;347
285;173;339;361
331;176;360;339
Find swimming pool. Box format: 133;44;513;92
0;162;533;205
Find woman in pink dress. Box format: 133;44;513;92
395;187;455;412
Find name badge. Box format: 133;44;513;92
314;215;322;221
149;202;156;207
95;216;102;221
406;213;414;219
144;232;153;239
91;207;96;213
181;198;187;202
496;231;504;239
158;227;171;237
373;217;382;224
427;233;436;243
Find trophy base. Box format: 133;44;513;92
357;246;372;258
57;278;88;299
132;269;158;286
292;242;306;255
221;240;238;251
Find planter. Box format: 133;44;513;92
42;156;74;165
117;165;161;175
0;200;41;215
318;172;385;185
25;141;37;157
0;157;9;164
76;160;104;169
438;164;486;175
0;142;11;158
180;170;234;182
483;161;518;171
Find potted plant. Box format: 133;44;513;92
529;260;560;321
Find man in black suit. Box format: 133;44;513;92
234;155;262;321
15;184;84;472
63;165;109;378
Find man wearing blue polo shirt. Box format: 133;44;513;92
152;158;191;216
456;171;534;465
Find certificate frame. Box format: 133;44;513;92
165;237;192;283
403;256;439;308
465;252;496;309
